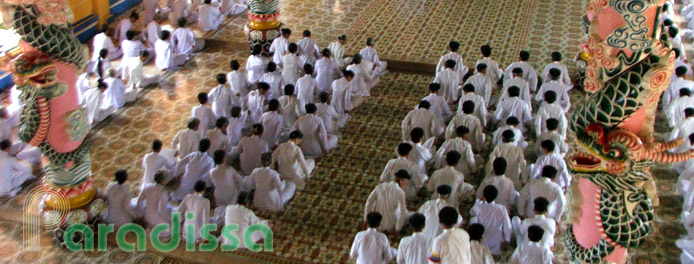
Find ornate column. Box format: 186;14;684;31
244;0;281;55
566;1;694;263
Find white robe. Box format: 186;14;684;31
493;97;532;129
446;113;485;152
209;164;243;206
380;156;426;201
0;118;11;141
220;204;268;248
429;228;472;263
251;166;296;212
206;128;231;155
83;88;116;125
316;102;342;135
486;143;527;191
359;46;388;77
464;72;492;103
469;240;495;264
281;54;303;86
291;114;336;158
535;131;568;157
518;177;565;222
475;57;502;87
123;58;160;89
0;151;34;197
315;57;341;93
499;76;532;107
145;21;161;47
397;232;429;264
268;36;289;64
246;90;266;124
178;193;210;242
491;125;526;148
470;200;512;255
259;111;283;149
350;228;396;264
476;175;519;212
436;52;469;84
121;39;146;63
667;95;694;127
541;61;572;86
509;241;552;264
418;199;463;243
664;77;694;109
220;0;247;16
227;70;250;98
141;151;176;190
136;183;172;230
331;78;354;115
530;152;571;189
155;39;188;71
172;27;204;55
401;108;441;141
208;84;235;118
172;151;214;200
91;32;122;61
512;214;556;248
192;105;216;138
347;62;374;97
104;77;135;108
327;41;351;68
197;4;223;31
227;115;247;147
76;73;92;104
115;18;133;44
427;165;472;209
434;138;476;177
172;128;202;159
535;80;571;111
297;37;320;66
104;183;138;226
271;141;315;190
434;68;460;104
534;102;568;137
171;0;198;25
670;117;694;154
245;55;268;84
420;93;452;125
237;135;269;175
278;95;303;131
395;140;434;183
364;182;408;232
259;72;284;101
296;75;318;107
504;61;538;92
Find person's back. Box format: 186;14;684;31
179;189;210;242
350;212;396;264
470;199;511;255
364;180;407;232
251;166;284;211
138;182;171;227
105;181;136;226
397;213;429;264
173;27;195;54
429;207;471;263
509;225;552;264
172;127;200;158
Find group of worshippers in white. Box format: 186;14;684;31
99;28;391;246
351;42;576;264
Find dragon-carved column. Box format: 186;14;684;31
244;0;281;56
566;0;694;263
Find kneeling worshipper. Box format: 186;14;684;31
667;88;694;128
418;185;463;242
246;44;268;85
530;140;571;190
141;139;177;191
259;99;283;149
136;171;173;236
210;150;246;206
227;107;248;148
504;50;538;92
123;50;161;89
327;34;352;69
172;118;202;159
197;0;223;31
359;37;387;86
486;131;527;191
518;166;565;222
534;90;568;137
248;82;270;124
171;0;198;26
475;45;503;89
509;226;553;264
220;192;270;249
297;30;320;66
457;84;487;126
436;41;468;84
535;118;569;157
206;117;231;156
281;43;303;86
401;100;442;141
208;74;241;119
493;86;532;130
104;170;139;227
331;70;355;118
536;68;571;112
346;55;374;97
434;59;461;104
296;64;319;107
178;181;210;243
381;143;425;202
316;91;344;136
260;62;284;101
252;152;296;213
315;49;341;94
478;158;519;212
468;223;495;264
429;150;474;208
448;101;485;152
491;116;527;148
104;69;135;109
269;28;291;64
220;0;247;16
192;92;216;138
115;12;140;44
471;185;513;257
172;18;205;55
83;81;117;125
350;212;396;264
91;27;122;62
236;124;270;175
278;85;303;131
397;213;429;264
541;51;572;86
271;130;315;190
364;170;411;233
399;127;435;177
500;68;532;106
513;197;557;248
227;60;250;99
465;63;493;104
172;139;214;200
429;207;472;263
155;30;188;71
421;83;452;125
0;139;36;197
291;103;337;158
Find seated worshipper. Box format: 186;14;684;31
677;234;694;264
0;140;36;197
530;140;571;190
155;30;188;71
315;49;341;93
297;30;320;66
210;150;246;206
269;28;291;64
541;51;571;87
421;83;452;125
172;118;202;159
447;101;485;152
508;225;553;264
89;49;112;79
237;124;270;175
397;213;429;264
145;14;164;48
464;63;493;103
359;37;388;77
123;50;160;89
491;117;527;148
104;170;139;227
671;27;687;60
259;62;284;101
178;180;210;243
246;44;268;85
91;27;122;62
296;64;319;106
227;107;247;148
535;90;568;137
493;86;532;129
513;197;558;249
227;60;250;99
316;92;343;136
291;103;337;158
436;41;469;84
76;72;93;104
399;127;435;175
518;166;565;222
247;82;270;124
401;100;442;141
486;131;527;191
115;12;140;44
206;117;231;155
470;185;512;256
350;212;396;264
381;143;425;202
278;85;303;131
209;74;241;119
220;0;247;16
434;59;461;104
172;139;214;200
0;109;11;141
478;157;519;211
192;92;216;137
141;139;176;191
664;66;694;109
331;70;355;118
535;118;569;157
673;48;693;79
670;108;694;154
136;171;172;234
259;99;283;149
364;170;410;232
197;0;223;31
171;0;198;26
429;207;472;263
220;192;269;248
252;152;296;212
281;43;303;86
499;68;531;106
418;185;463;242
104;69;136;109
536;68;571;112
272;130;315;190
504;50;538;92
346;54;374;97
121;30;148;65
468;224;495;264
172;18;205;55
83;81;117;125
434;128;476;177
667;88;694;128
327;34;352;69
475;45;503;89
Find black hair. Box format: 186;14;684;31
198;92;208;104
446;151;460;166
194;180;206;192
366;212;382;228
409;213;426;232
541;165;558;179
438;206;459;227
213;149;226;165
268;99;280;111
305;103;317;114
115;170;128;184
480;45;492;57
410;127;424;143
284;84;295;96
483;185;498;202
534;197;550;214
468;223;485;241
541;139;556;152
493;157;507;175
397;143;413;156
199;138;211;152
527;225;545;242
152;139;163;151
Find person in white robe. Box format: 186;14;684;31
234;123;268;174
381;143;426;202
364;171;410;232
491;117;527;148
227;60;250;99
478;158;519;212
535;118;568;156
529;140;571;190
449;101;485;152
398;128;435;177
83;82;117;125
671;27;687;60
664;66;694;109
316;92;343;135
418;185;463;242
297;30;320;66
486;132;527;191
171;0;198;26
227;107;247;148
91;27;122;62
172;118;202;159
350;212;396;264
145;14;164;48
401;100;442;141
89;49;113;79
171;139;214;200
76;72;93;104
327;34;352;69
518;166;565;223
513;197;557;249
246;44;268;85
468;224;495;264
206;118;231;155
247;83;269;124
436;41;469;84
475;45;503;88
0;140;35;197
359;37;388;88
291;103;337;158
278;85;303;131
197;0;223;31
191;92;216;138
296;65;319;107
209;150;245;206
504;50;538;92
259;100;283;149
670;109;694;154
428;207;472;263
136;172;173;235
397;213;429;264
123;51;160;89
281;43;303;86
457;84;487;126
331;71;355;118
155;30;188;71
220;0;247;16
208;74;236;118
541;51;572;87
535;90;568;137
470;185;512;256
434;129;476;178
0;109;12;141
219;192;270;248
434;59;461;104
421;83;452;125
493;86;532;129
271;130;315;190
252;153;296;212
103;69;135;109
315;49;342;94
536;68;571;112
465;63;493;104
346;55;374;97
121;30;148;65
667;88;694;128
259;62;284;101
104;170;139;227
508;226;553;264
499;69;531;106
172;18;205;54
115;12;140;44
141;140;176;190
178;181;210;243
269;28;291;64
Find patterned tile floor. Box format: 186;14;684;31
0;0;684;263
